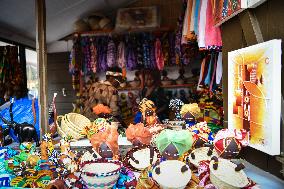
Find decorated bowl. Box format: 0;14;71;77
152;160;191;189
80;159;122;189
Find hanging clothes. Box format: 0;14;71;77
189;0;196;32
89;38;97;73
198;0;208;48
210;54;218;91
194;0;201;36
117;41;126;77
97;37;108;72
205;0;222;47
106;38;117;68
197;56;206;87
155;38;164;71
216;52;223;84
126;36;137;70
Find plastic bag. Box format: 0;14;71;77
0;97;40;143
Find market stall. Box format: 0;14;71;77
0;0;283;188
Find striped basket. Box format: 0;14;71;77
80;159;122;189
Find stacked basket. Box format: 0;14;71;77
57;113;91;140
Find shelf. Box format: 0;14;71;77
60;27;174;41
118;83;195;91
162;83;195;88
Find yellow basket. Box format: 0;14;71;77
56;115;86;140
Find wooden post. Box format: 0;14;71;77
35;0;49;138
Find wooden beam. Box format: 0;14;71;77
35;0;49;137
239;9;264;45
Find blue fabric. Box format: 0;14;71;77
0;97;40;143
194;0;200;35
134;112;142;124
204;53;214;85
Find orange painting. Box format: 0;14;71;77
228;40;281;155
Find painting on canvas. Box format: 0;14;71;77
228;39;281;155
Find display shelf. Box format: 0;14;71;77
118;83;195;91
60;26;173;41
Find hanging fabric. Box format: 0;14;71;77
216;52;223;84
89;37;97;73
117;41;126;77
209;53;218;91
197;56;206;87
126;35;137;70
198;0;208;48
106;38;117;68
155;38;164;71
205;0;222;47
194;0;201;36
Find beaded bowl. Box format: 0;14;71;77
80;159;122;189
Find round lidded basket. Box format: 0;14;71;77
188;147;218;168
152;160;192;189
80;159;122;189
209;158;249;189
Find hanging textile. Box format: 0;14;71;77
117;41;126;77
106;38;117;68
216;52;222;84
155;38;164;71
97;37;108;72
194;0;201;36
126;36;137;71
198;0;208;48
197;57;206;87
89;38;97;73
209;53;218;91
205;0;222;47
204;52;215;85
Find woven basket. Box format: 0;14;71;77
209;159;249;189
81;160;122;189
56;113;89;140
66;113;91;132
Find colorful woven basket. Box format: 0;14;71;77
80;159;122;189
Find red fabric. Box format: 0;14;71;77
155;38;164;71
205;0;222;47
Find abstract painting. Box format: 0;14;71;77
228;40;281;155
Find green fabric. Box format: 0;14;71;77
155;129;193;157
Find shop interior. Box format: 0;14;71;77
0;0;283;188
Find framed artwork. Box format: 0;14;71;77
115;6;160;30
228;39;281;155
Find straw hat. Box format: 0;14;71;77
99;17;112;30
73;19;90;32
